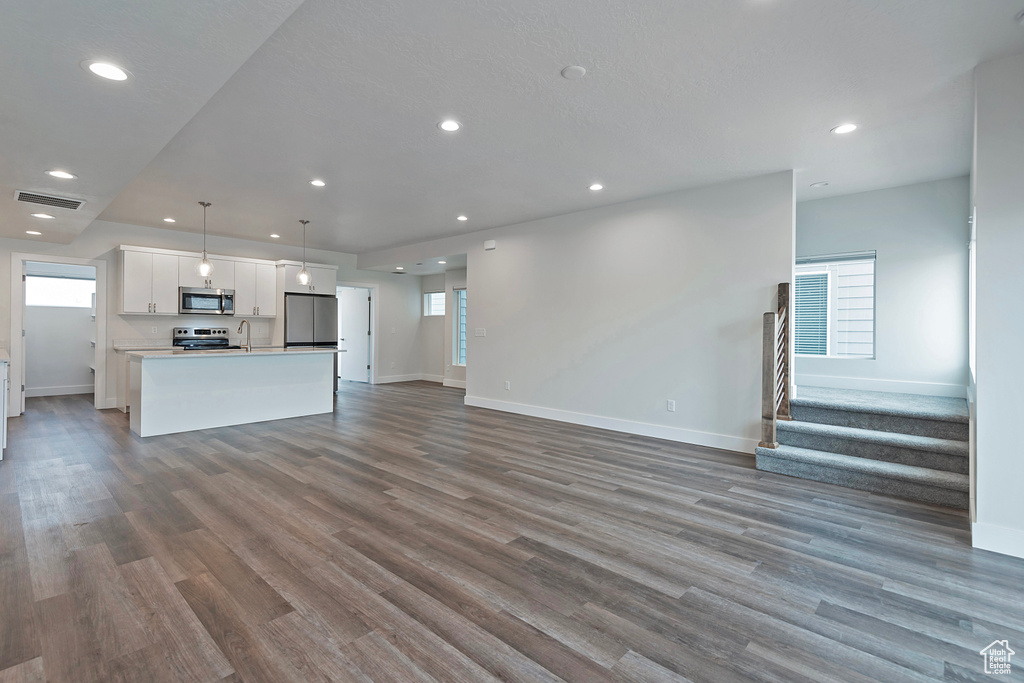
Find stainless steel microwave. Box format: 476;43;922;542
179;287;235;315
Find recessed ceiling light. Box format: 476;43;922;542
310;179;326;187
30;213;55;219
395;266;404;270
831;123;857;135
270;234;280;239
561;65;587;80
438;260;446;264
809;181;830;188
25;230;42;236
163;217;176;223
82;60;130;81
457;215;468;221
589;183;604;191
46;170;76;179
439;120;461;132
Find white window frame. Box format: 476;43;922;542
795;251;876;360
423;291;445;317
453;288;467;367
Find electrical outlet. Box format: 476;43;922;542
391;361;395;369
475;328;486;337
151;326;158;334
667;399;676;412
504;381;511;391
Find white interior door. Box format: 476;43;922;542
339;288;370;382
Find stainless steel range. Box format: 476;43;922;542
173;327;241;351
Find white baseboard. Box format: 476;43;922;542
443;379;466;389
375;373;444;385
972;521;1024;559
796;374;966;398
463;395;757;454
25;384;94;398
374;374;423;384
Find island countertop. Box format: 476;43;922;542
126;346;338;360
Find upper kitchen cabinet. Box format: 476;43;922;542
179;256;235;290
310;266;336;295
281;263;338;295
280;262;335;294
121;248;179;314
234;262;277;317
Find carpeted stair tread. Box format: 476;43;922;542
777;420;968;456
792;387;968;423
756;444;969;492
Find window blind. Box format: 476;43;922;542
794;273;828;355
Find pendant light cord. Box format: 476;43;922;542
199;201;212;256
300;220;309;269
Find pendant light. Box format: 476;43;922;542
196;201;214;278
297;219;311;285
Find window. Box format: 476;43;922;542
453;288;467;366
794;252;875;358
423;291;445;316
25;275;95;308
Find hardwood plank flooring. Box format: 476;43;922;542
0;382;1022;682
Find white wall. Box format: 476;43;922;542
443;268;467;388
419;274;445;382
972;50;1024;559
794;177;970;397
0;219;426;411
25;306;95;396
363;171;795;452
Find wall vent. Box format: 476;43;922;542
15;190;85;210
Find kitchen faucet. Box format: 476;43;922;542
237;319;251;352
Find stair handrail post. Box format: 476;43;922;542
777;282;793;420
759;310;779;449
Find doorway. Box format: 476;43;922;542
9;252;108;416
24;262;97;399
337;286;372;383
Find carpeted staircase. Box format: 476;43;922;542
755;387;969;509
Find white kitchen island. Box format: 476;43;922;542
127;347;336;437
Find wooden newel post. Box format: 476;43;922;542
759;311;778;449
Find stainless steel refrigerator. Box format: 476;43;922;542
285;293;339;391
284;293;338;347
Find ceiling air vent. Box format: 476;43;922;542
15;190;85;211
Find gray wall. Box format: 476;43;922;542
795;177;970;397
419;273;445;381
972;50;1024;559
363;171;795;452
25;305;95;396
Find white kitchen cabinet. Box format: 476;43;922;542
233;261;256;316
122;250;153;314
122;250;179;314
310;266;336;295
282;264;337;294
233;262;277;316
179;256;235;290
152;254;179;314
255;263;277;316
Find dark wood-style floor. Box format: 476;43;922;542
1;382;1022;682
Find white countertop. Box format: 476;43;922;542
126;347;338;360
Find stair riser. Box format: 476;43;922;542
790;405;968;440
777;429;968;474
756;453;968;510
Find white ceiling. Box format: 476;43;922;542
0;0;306;243
6;1;1024;251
